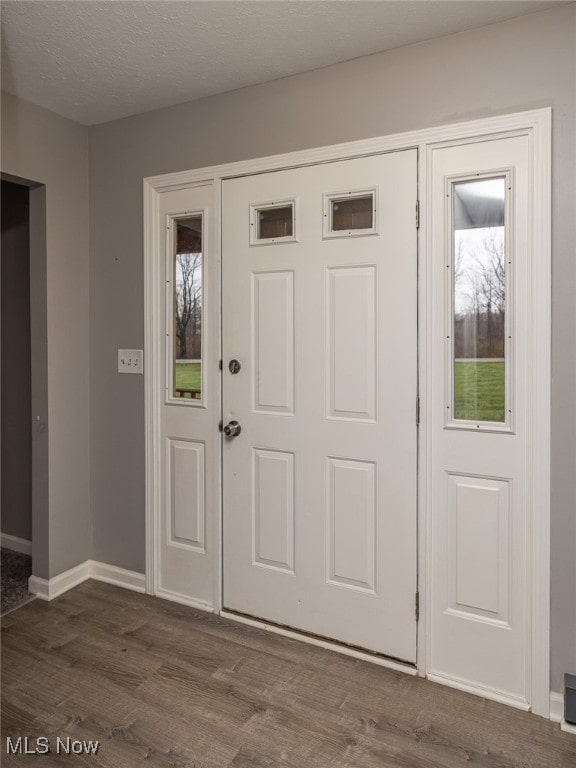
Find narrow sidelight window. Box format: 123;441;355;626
173;215;203;401
451;177;508;424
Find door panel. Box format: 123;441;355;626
222;151;418;661
327;265;376;421
252;270;294;414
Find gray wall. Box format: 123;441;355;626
89;5;576;692
1;180;32;542
1;93;91;578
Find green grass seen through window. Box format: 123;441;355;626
175;360;504;421
454;360;505;422
175;362;201;391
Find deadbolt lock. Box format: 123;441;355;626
228;359;241;374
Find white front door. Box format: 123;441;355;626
222;151;418;661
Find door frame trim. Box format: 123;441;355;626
144;108;551;716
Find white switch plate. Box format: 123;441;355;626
118;349;143;374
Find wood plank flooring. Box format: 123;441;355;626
1;581;574;767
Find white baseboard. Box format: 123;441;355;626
427;671;530;711
550;691;564;722
29;561;90;600
155;586;214;612
28;560;145;601
88;561;146;593
550;691;576;733
1;533;32;556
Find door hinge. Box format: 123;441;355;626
416;395;420;426
415;199;420;229
415;591;420;622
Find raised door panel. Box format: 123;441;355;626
168;439;206;552
327;457;376;592
447;474;510;624
253;449;295;573
252;271;294;414
326;266;376;422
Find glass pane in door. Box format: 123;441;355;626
452;177;506;423
173;215;203;401
331;193;374;231
257;205;293;240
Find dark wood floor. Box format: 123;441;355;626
1;581;574;767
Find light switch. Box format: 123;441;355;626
118;349;143;374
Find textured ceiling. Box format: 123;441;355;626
1;0;567;125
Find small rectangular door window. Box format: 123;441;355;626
172;214;203;401
451;176;508;425
323;189;377;238
331;194;373;230
250;201;296;244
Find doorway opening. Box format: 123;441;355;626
1;175;48;614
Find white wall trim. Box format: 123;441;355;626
144;178;161;597
155;587;214;613
29;561;90;600
28;560;145;601
527;110;552;717
427;671;531;712
550;691;564;722
144;110;550;192
143;107;551;716
88;561;146;593
550;691;576;734
0;533;32;556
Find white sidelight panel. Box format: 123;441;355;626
169;439;205;551
253;449;295;572
327;457;376;591
155;183;217;607
430;135;531;708
253;271;294;414
327;266;376;421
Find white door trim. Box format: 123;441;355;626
143;108;551;716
